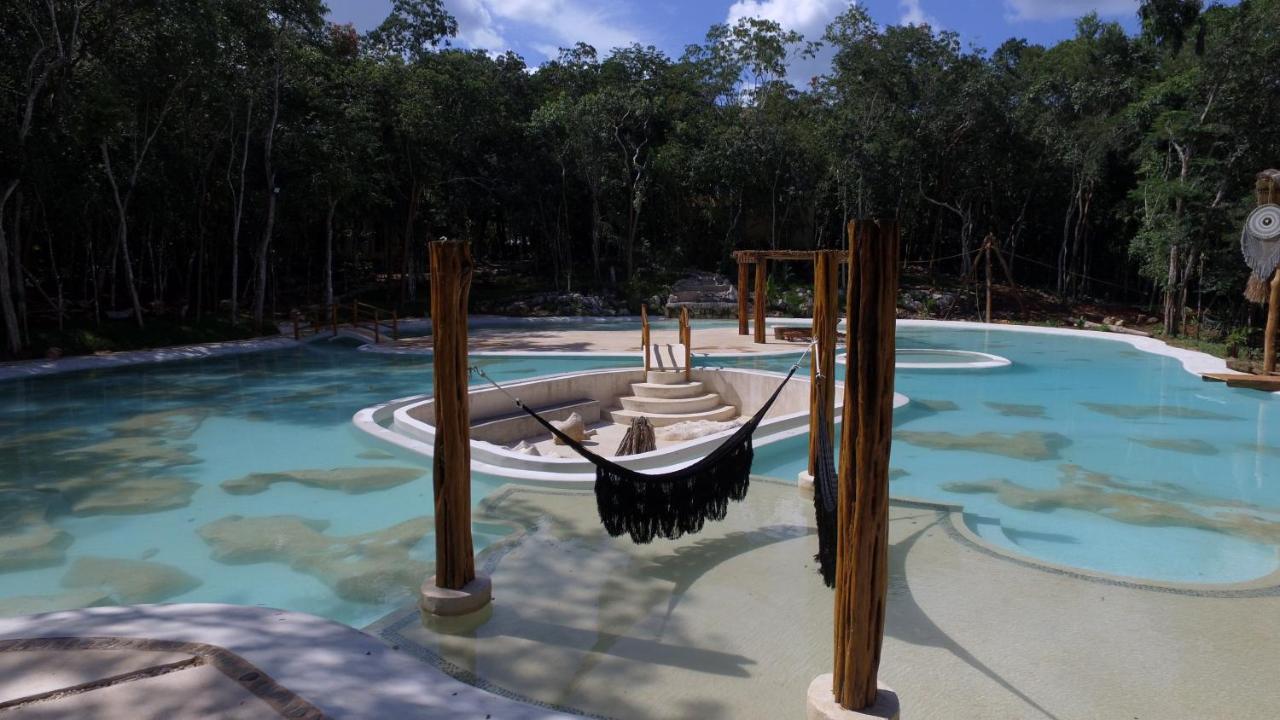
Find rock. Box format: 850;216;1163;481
199;514;432;604
221;466;423;495
657;419;745;442
108;409;209;440
42;475;199;516
511;441;541;456
0;489;73;573
550;412;595;445
1080;402;1238;421
897;430;1071;461
0;588;114;618
62;556;202;604
58;436;200;469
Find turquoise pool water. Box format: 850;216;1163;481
0;327;1276;630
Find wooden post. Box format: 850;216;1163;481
330;304;337;337
680;306;692;381
984;234;994;324
1266;272;1280;375
373;310;381;344
738;260;751;335
833;220;900;710
292;315;300;341
808;250;839;476
429;239;477;591
392;310;399;339
754;259;768;344
641;304;651;372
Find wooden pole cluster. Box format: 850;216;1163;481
833;220;900;710
984;235;993;323
641;303;651;372
737;263;751;336
808;249;840;476
754;259;768;343
680;306;692;381
429;239;477;591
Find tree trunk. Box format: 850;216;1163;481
229;98;253;324
100;144;146;329
0;182;22;354
254;57;283;329
325;195;337;307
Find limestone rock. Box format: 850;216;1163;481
897;430;1070;461
550;412;595;445
43;475;199;516
511;441;541;456
658;418;745;442
199;514;432;604
0;490;72;573
108;409;209;440
62;556;202;604
221;466;423;495
0;588;114;618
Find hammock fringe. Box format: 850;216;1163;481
813;408;839;588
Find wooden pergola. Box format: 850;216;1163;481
732;250;851;343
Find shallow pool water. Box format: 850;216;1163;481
0;326;1277;629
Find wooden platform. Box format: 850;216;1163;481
1201;372;1280;391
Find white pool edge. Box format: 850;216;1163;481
0;336;300;382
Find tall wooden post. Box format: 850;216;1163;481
754;259;768;343
641;303;651;372
738;260;751;335
832;220;900;712
1266;273;1279;374
808;250;839;476
423;239;489;616
680;306;692;381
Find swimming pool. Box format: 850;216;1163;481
0;325;1276;630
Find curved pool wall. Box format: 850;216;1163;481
0;321;1276;630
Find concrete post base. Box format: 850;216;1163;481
419;574;492;618
797;471;815;491
806;674;899;720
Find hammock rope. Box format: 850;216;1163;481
471;347;812;544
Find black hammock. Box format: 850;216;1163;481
473;357;839;588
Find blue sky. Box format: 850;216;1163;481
326;0;1147;64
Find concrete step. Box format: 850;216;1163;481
646;370;688;384
630;381;705;399
609;405;739;428
619;393;723;414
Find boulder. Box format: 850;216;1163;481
550;412;595;445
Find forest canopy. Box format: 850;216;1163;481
1;0;1277;357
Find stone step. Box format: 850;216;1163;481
646;370;688;385
630;381;705;399
618;393;723;414
609;405;739;428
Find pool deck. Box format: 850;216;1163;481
368;480;1280;720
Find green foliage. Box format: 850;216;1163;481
1;0;1278;358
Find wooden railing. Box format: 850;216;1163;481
291;301;399;344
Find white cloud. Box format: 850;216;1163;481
898;0;937;27
725;0;851;40
445;0;644;59
1004;0;1137;22
723;0;852;88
